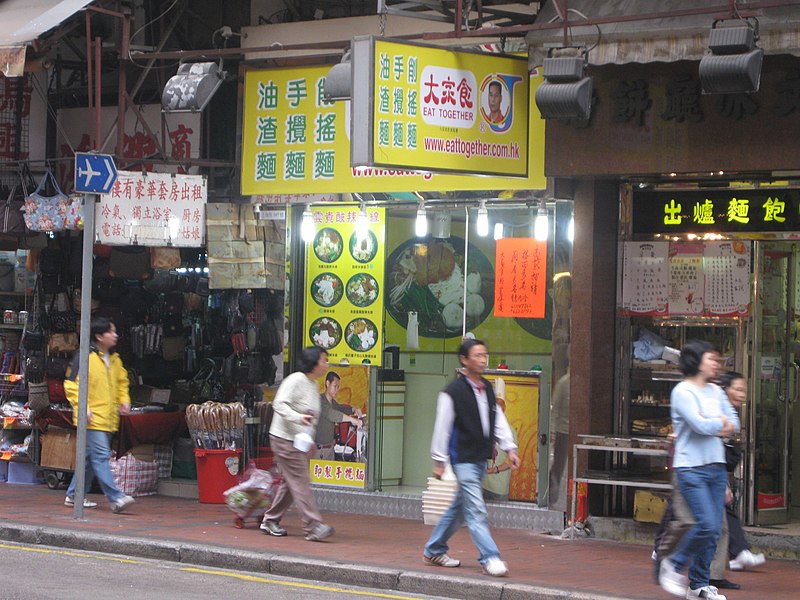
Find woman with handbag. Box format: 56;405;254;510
63;317;135;513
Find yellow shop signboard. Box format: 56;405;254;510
241;61;544;195
355;37;529;177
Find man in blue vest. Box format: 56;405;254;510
422;339;520;577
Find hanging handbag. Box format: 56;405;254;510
109;246;153;280
65;194;84;230
48;332;79;353
46;355;72;379
49;295;79;333
47;377;67;402
162;336;185;361
21;278;46;351
27;380;51;412
25;354;46;383
0;183;25;235
22;171;69;232
151;247;181;270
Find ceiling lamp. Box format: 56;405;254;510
534;200;549;241
699;20;763;94
415;201;427;237
301;205;315;243
476;201;489;237
535;48;593;120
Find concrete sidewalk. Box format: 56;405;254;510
0;483;797;599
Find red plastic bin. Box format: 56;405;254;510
194;448;242;504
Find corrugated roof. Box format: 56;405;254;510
0;0;93;47
526;0;800;65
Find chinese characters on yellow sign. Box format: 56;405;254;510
304;207;386;365
634;190;799;234
241;63;545;195
365;39;529;177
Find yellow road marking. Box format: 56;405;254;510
0;543;425;599
0;542;145;564
179;567;424;599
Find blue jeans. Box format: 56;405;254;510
670;463;727;588
424;462;501;565
67;429;126;503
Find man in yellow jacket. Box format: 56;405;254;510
64;316;135;513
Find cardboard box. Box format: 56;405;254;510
633;489;669;523
39;428;77;471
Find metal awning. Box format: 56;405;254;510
526;0;800;66
0;0;93;47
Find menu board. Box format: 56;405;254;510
303;207;385;365
668;243;704;315
622;241;751;317
704;241;751;316
621;242;669;315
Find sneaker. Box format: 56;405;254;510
686;585;726;600
483;557;509;577
111;495;135;514
651;550;658;561
64;496;98;508
422;553;461;568
304;523;334;542
260;520;287;537
729;549;765;571
659;559;688;597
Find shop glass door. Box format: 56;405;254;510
751;242;799;525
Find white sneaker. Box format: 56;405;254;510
729;549;766;571
659;559;688;597
651;550;658;561
64;496;98;508
483;557;508;577
686;585;726;600
111;495;135;514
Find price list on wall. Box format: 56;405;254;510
622;241;751;317
622;242;669;315
704;241;751;315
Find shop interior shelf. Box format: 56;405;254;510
0;324;24;330
0;291;28;297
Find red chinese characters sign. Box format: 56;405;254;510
494;238;547;318
96;171;206;247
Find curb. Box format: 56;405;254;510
0;522;627;600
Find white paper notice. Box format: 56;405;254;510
704;241;751;315
622;241;669;314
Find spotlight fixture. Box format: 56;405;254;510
567;217;574;243
432;211;452;239
535;48;593;120
161;61;225;112
415;201;428;237
534;200;549;241
699;20;763;94
322;50;352;102
301;204;315;243
476;201;489;237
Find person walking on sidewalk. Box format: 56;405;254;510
261;346;335;542
63;316;135;513
658;340;739;600
716;372;766;574
423;339;520;577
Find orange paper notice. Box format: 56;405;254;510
494;238;547;318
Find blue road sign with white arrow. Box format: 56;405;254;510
74;153;118;194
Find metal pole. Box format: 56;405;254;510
72;194;97;519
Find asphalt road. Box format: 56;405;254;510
0;541;451;600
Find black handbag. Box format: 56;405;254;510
21;278;46;351
0;183;25;235
25;353;45;383
49;296;78;333
724;439;742;472
45;355;72;379
110;246;153;280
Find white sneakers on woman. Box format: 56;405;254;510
729;549;766;571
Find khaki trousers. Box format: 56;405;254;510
262;434;322;533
